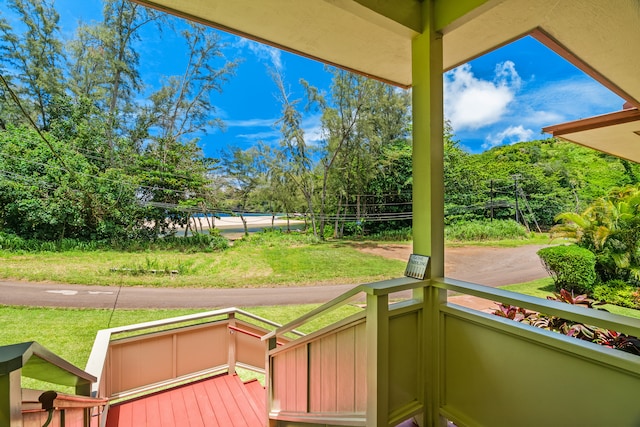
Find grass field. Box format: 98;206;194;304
0;236;406;288
0;230;554;288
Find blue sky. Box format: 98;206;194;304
27;1;629;156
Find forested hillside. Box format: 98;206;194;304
0;0;637;244
445;137;640;230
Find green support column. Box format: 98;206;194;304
412;0;444;278
0;370;22;427
412;1;445;427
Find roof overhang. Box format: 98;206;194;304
132;0;640;160
133;0;640;105
543;107;640;163
440;0;640;110
132;0;422;88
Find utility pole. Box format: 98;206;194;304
490;179;494;221
511;174;521;223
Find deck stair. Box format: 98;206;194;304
105;373;265;427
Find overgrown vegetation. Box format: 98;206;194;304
545;185;640;308
445;219;530;241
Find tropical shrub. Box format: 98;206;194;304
537;245;596;294
445;219;529;241
552;185;640;285
592;280;639;309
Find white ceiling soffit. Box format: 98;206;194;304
131;0;640;161
441;0;640;107
132;0;419;88
134;0;639;107
543;108;640;163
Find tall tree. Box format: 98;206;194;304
221;146;264;236
254;141;304;230
141;22;236;144
272;68;319;237
69;0;160;154
308;69;411;238
0;0;65;130
134;21;236;233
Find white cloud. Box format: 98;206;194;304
302;114;324;145
520;76;625;122
227;114;323;146
444;61;521;131
520;110;564;126
236;39;282;71
483;125;535;150
225;118;278;128
236;130;280;141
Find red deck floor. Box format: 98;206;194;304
105;374;266;427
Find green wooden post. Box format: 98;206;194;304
0;370;22;427
366;291;390;426
412;1;445;279
412;1;445;426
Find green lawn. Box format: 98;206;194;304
0;239;405;288
0;230;556;288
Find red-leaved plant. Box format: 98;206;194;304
492;289;640;356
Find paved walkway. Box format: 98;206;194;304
0;279;503;314
0;280;360;309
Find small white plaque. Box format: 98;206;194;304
404;254;430;280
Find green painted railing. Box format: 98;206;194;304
264;276;640;427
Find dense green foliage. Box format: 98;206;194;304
1;1;639;246
445;219;529;241
549;185;640;306
592;280;639;309
552;186;640;285
444;138;640;229
537;245;596;294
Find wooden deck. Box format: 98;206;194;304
105;374;266;427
